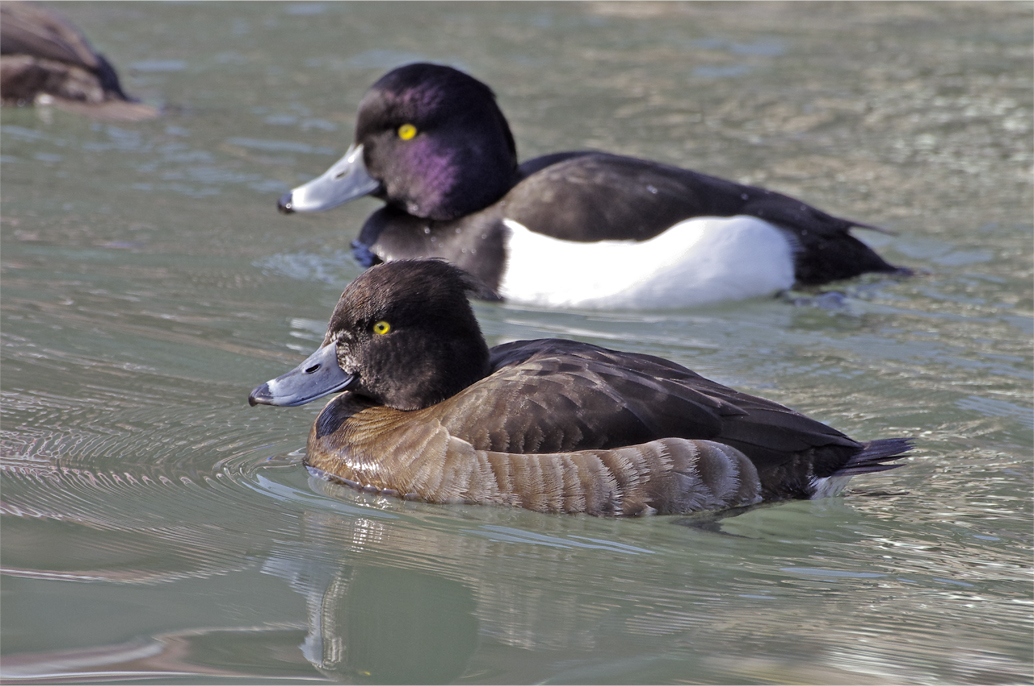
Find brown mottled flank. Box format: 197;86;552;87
250;260;910;516
308;395;762;516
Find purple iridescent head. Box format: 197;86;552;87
354;63;518;221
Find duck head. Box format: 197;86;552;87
278;63;518;221
250;260;492;411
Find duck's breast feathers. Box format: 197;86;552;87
431;339;858;465
354;205;509;295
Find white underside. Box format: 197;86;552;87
497;216;797;310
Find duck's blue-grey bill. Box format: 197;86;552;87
249;343;355;406
277;143;380;214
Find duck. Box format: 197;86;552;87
276;62;909;310
249;260;910;516
0;1;157;120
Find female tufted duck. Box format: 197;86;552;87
250;260;910;515
277;62;909;309
0;1;157;120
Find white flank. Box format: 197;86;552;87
497;216;796;309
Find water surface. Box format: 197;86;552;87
2;3;1031;684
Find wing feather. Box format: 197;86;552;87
434;339;859;474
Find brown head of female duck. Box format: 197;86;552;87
250;260;910;516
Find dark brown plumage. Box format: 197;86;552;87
278;63;910;308
0;1;157;120
250;260;910;516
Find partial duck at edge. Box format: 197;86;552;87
277;62;909;309
0;1;158;120
249;260;911;516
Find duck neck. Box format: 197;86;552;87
411;335;491;409
361;333;490;412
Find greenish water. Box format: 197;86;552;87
2;3;1031;683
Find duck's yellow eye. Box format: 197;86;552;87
372;320;391;335
397;124;417;140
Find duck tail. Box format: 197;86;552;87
835;438;913;477
808;438;911;499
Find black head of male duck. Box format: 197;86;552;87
277;62;909;310
250;260;910;516
0;1;157;120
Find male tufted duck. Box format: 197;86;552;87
250;260;910;515
277;63;909;309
